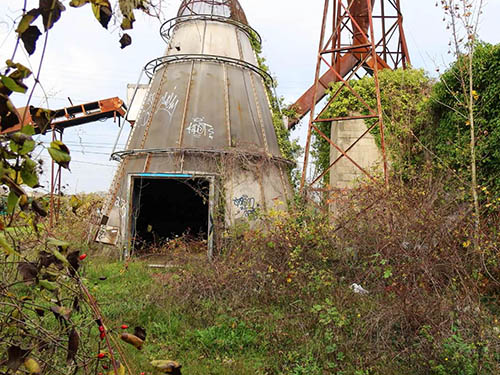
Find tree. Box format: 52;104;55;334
436;0;486;252
0;2;164;374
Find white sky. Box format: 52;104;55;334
0;0;499;193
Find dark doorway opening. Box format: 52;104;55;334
131;177;209;248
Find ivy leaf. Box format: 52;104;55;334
69;0;90;7
7;191;19;215
29;106;55;133
1;75;27;93
91;0;112;29
7;61;33;80
20;25;42;55
39;0;66;31
10;133;36;155
21;158;39;188
48;140;71;170
16;8;41;34
19;194;29;211
119;33;132;49
121;13;135;30
38;279;58;291
21;124;36;135
0;235;21;257
47;237;70;252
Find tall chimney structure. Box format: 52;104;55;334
96;0;292;255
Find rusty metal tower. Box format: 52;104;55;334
291;0;410;192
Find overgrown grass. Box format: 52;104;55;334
63;176;500;374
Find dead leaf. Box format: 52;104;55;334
29;106;55;133
24;357;41;374
32;199;47;217
6;345;30;371
67;328;79;363
91;0;112;29
134;326;146;341
51;305;72;321
150;360;182;374
120;333;143;350
20;25;42;55
119;33;132;49
0;94;21;131
18;262;38;283
16;9;41;34
39;0;66;31
67;250;80;276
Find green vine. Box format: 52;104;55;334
313;68;433;184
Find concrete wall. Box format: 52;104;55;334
329;118;382;189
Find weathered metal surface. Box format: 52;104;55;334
288;0;410;128
299;0;410;193
98;0;292;250
178;0;248;25
1;97;127;134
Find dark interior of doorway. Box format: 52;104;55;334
131;177;209;248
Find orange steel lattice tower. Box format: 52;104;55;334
292;0;410;192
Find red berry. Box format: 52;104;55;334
79;254;87;261
121;324;128;329
100;332;105;340
98;325;105;333
102;365;108;369
97;353;105;359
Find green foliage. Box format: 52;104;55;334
426;42;500;197
253;46;301;165
193;320;258;355
313;68;433;183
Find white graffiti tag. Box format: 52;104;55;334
114;197;127;220
156;91;179;119
136;92;155;128
185;117;214;139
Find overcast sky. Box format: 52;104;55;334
0;0;499;193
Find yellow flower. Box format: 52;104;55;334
287;278;292;283
463;240;471;248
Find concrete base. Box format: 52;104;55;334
329;118;382;190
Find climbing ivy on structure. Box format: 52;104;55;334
313;68;433;183
250;33;301;165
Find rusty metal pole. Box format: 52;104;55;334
299;0;330;193
366;0;389;188
395;0;410;68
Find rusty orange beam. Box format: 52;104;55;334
1;97;127;135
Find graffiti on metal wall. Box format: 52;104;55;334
156;91;179;120
114;196;127;221
186;117;214;140
136;92;155;128
233;194;259;217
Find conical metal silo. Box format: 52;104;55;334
96;0;292;254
